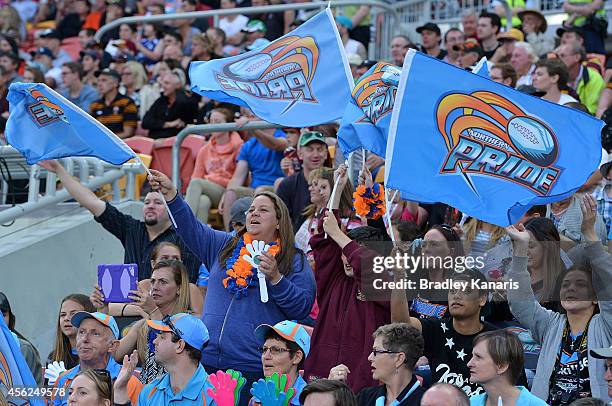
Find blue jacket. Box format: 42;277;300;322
168;195;316;372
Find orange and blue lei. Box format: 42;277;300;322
223;233;281;299
353;183;386;220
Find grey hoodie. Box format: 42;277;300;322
507;242;612;402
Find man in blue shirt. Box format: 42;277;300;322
219;109;286;230
60;62;100;112
113;313;215;405
52;312;141;405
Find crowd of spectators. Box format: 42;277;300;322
1;0;612;405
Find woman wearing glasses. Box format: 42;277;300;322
148;169;316;406
68;369;112;406
330;323;425;406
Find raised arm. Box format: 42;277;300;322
39;160;106;216
148;169;231;267
390;264;422;331
506;224;557;343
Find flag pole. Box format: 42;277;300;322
135;155;178;229
384;189;398;244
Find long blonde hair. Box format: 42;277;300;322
462;218;507;252
123;61;148;90
137;260;190;362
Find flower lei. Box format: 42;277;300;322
353;183;386;220
223;233;281;299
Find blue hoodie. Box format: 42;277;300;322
168;195;316;372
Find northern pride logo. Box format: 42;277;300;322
27;88;66;127
352;62;400;125
435;91;561;196
215;35;319;113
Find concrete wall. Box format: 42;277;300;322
0;201;143;362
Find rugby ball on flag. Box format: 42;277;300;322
226;53;272;81
506;116;557;167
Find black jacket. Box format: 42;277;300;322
142;90;199;139
357;377;424;406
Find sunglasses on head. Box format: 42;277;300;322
92;368;112;394
162;315;184;339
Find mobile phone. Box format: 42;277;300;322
97;264;138;303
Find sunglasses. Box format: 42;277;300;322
162;315;184;339
438;224;459;238
92;368;112;395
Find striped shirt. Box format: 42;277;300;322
90;93;138;135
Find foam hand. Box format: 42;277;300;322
206;370;237;406
243;240;271;303
266;373;295;406
250;379;287;406
226;369;246;406
243;240;270;269
44;361;66;385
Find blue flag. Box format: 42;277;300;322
385;50;603;226
337;57;488;159
0;317;44;405
6;83;136;165
337;62;400;158
189;9;354;127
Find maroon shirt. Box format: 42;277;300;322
303;211;390;392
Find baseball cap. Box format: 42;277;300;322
497;28;524;42
40;28;61;39
335;15;353;30
556;26;585;39
416;22;441;36
71;312;120;339
298;131;326;147
246;38;270;51
230;197;253;225
255;320;311;357
590;345;612;359
147;313;210;351
33;47;53;59
453;40;483;58
95;68;121;80
242;20;267;33
80;49;102;60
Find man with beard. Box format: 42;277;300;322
38;160;201;282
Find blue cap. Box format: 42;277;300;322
33;47;53;59
147;313;209;351
335;15;353;30
255;320;311;357
71;312;120;339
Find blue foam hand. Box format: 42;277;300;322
250;379;287;406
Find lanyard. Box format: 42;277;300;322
375;381;420;406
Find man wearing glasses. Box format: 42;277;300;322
51;312;142;406
59;62;99;112
113;313;214;405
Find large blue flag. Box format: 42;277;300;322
189;8;354;127
337;57;489;159
0;317;44;405
6;83;136;165
385;50;603;226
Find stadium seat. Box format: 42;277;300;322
125;136;155;156
60;37;82;61
182;134;206;161
150;144;193;194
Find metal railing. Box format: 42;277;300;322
0;147;145;223
171;121;290;189
95;0;399;61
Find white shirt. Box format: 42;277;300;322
557;93;578;105
219;15;249;38
344;38;366;60
516;64;536;88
